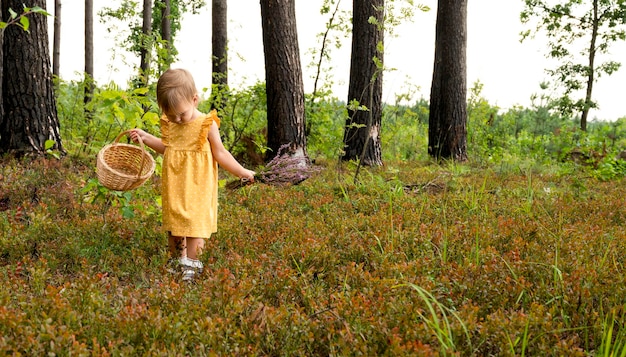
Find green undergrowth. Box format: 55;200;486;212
0;155;625;356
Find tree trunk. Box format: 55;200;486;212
53;0;61;77
259;0;308;162
580;0;599;132
342;0;384;166
428;0;468;162
139;0;152;86
84;0;94;109
1;0;63;155
210;0;227;111
160;0;172;71
0;6;3;126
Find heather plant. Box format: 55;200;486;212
254;144;322;185
225;144;322;189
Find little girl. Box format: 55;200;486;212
130;68;255;281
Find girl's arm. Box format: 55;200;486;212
207;121;256;181
129;129;166;155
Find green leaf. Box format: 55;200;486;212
143;112;160;126
19;16;29;31
44;139;55;150
121;206;135;219
31;6;52;17
133;87;150;95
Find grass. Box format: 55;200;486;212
0;154;625;355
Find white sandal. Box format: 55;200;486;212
180;257;204;281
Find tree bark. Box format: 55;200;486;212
53;0;61;77
210;0;227;111
0;3;3;126
580;0;599;132
259;0;308;162
160;0;172;71
342;0;384;166
428;0;468;161
84;0;94;109
1;0;63;155
139;0;152;86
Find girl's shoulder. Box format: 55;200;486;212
200;110;221;146
199;110;220;132
202;109;221;128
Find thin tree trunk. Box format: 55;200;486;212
580;0;599;132
211;0;227;111
0;1;4;126
139;0;152;86
84;0;94;110
160;0;171;71
53;0;61;77
312;0;342;100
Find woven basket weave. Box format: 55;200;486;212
96;130;156;191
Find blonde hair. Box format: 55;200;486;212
156;68;197;114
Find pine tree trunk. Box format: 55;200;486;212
260;0;308;161
84;0;94;109
139;0;152;86
160;0;172;71
211;0;227;111
0;14;3;127
1;0;63;155
53;0;61;77
342;0;384;166
428;0;468;161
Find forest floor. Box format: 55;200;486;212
0;154;625;356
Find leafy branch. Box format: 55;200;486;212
0;6;50;33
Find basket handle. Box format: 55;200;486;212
114;129;147;179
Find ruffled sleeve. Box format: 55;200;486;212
160;115;170;146
210;109;221;128
197;110;221;150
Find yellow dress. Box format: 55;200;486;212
160;110;220;238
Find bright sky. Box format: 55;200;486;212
47;0;626;121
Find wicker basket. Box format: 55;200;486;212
96;130;156;191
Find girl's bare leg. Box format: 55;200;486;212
186;237;205;260
181;237;204;281
168;234;186;258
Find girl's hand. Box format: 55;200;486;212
128;129;146;144
125;129;165;154
241;170;256;183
